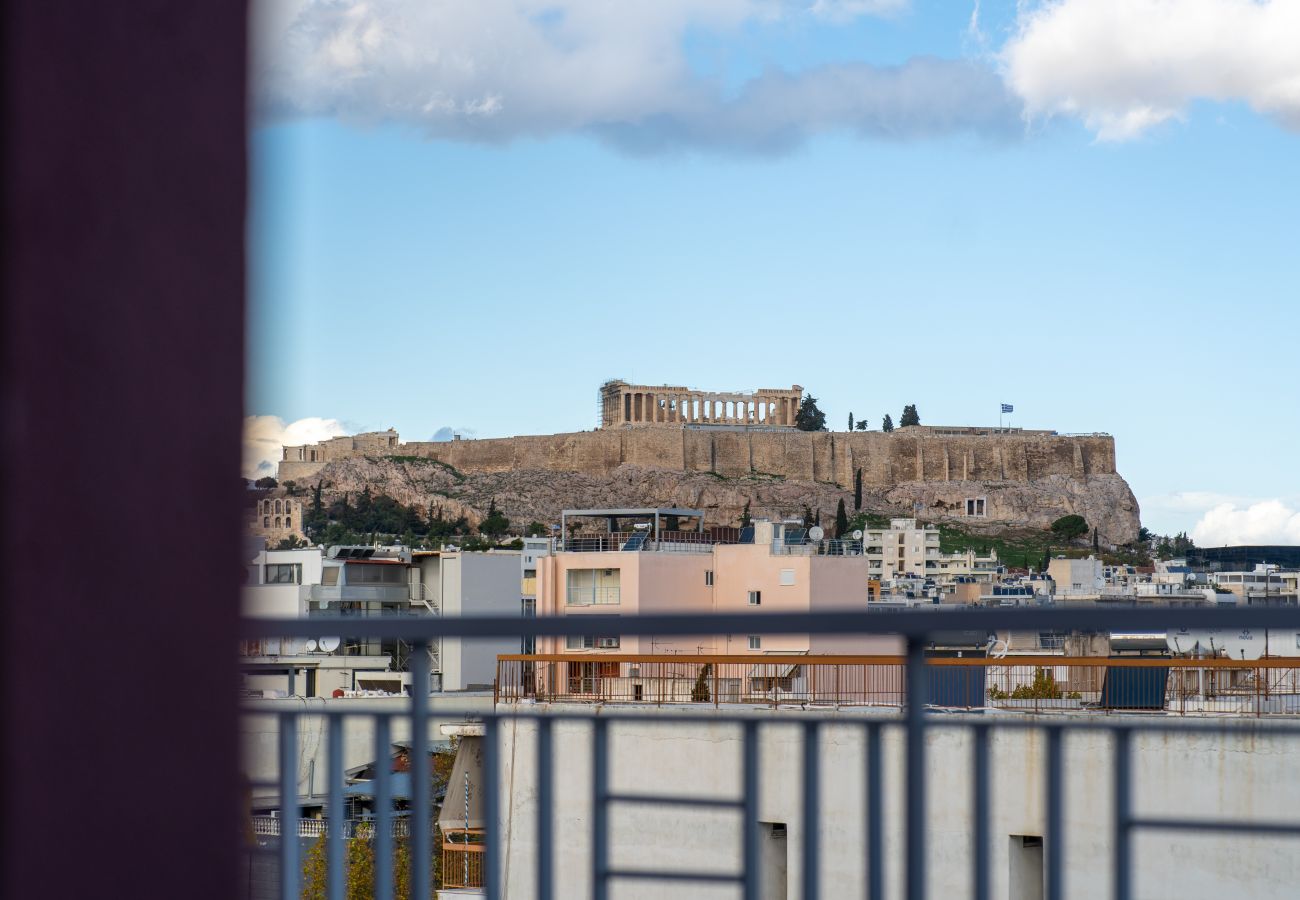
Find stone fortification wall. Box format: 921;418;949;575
279;427;1117;490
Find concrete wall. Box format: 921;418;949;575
493;706;1300;900
278;428;1117;490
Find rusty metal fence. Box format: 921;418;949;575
496;653;1300;715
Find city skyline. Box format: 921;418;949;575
247;1;1300;543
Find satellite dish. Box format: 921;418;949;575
319;636;341;653
986;636;1009;659
1221;628;1267;661
808;526;825;541
305;638;319;653
852;529;864;540
1166;627;1199;655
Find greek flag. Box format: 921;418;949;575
1001;403;1014;414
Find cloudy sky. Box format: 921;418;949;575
247;0;1299;544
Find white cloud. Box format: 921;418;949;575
243;415;350;478
1191;499;1300;546
252;0;1016;150
1003;0;1300;140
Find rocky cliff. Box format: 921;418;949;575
286;454;1141;543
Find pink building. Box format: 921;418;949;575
536;509;901;658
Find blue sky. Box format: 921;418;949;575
247;1;1300;542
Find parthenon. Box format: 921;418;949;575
599;380;803;428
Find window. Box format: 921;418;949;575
779;569;795;586
346;564;404;584
748;635;762;650
705;570;714;586
264;563;301;584
262;516;270;527
965;497;987;517
284;517;291;529
748;590;762;606
320;567;340;586
566;635;620;650
567;568;621;606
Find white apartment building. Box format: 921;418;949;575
243;547;323;618
1047;556;1105;598
862;518;941;581
241;544;523;697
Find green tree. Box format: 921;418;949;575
794;394;827;431
853;469;863;511
834;498;849;538
1092;527;1100;552
1050;514;1089;541
301;825;413;900
739;500;752;529
847;412;854;431
255;476;278;490
1137;526;1153;543
881;414;894;433
899;404;920;427
526;521;547;537
855;420;869;431
478;498;510;536
691;664;713;702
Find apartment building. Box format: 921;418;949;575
240;544;522;696
861;518;941;580
535;509;899;658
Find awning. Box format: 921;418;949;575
344;771;412;801
437;736;484;832
747;662;802;679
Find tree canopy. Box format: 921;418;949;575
881;414;894;432
1050;514;1089;541
795;394;827;431
899;404;920;427
478;498;510;536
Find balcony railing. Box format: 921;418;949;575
244;605;1300;900
495;653;1300;714
562;530;732;553
565;585;621;606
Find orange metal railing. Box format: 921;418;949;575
440;828;485;889
495;654;1300;715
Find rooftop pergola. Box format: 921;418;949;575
560;507;706;540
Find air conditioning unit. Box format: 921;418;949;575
596;638;619;649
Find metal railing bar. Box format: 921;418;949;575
605;870;743;883
905;639;927;900
592;717;609;900
537;717;554;900
410;643;431;900
972;723;990;900
866;722;884;900
604;793;743;808
1045;726;1064;900
374;715;393;900
1113;730;1131;900
243;606;1300;640
803;720;820;900
743;719;760;900
278;712;300;900
1130;817;1300;836
327;715;345;900
483;716;501;900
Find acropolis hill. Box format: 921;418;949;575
276;383;1141;543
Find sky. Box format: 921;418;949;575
246;0;1300;544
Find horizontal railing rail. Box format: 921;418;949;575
495;653;1300;714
